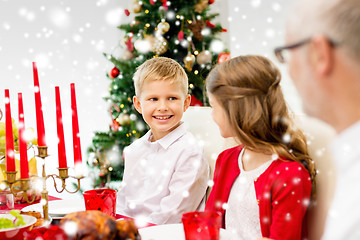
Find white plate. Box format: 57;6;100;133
0;214;37;240
21;199;85;218
138;223;232;240
0;214;37;232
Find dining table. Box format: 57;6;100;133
1;197;232;240
0;195;155;228
0;196;60;212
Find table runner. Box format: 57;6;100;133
0;196;155;228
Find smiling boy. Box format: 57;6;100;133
116;57;209;224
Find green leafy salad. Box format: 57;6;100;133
0;210;26;229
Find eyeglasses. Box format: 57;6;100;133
274;38;338;63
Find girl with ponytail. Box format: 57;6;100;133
205;55;315;240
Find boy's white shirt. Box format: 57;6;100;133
116;122;209;224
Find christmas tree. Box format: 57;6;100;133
87;0;229;188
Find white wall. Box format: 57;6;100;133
0;0;301;198
226;0;302;113
0;0;128;198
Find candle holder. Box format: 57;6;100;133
0;145;84;221
4;171;17;184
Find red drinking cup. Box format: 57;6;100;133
83;189;117;217
182;211;222;240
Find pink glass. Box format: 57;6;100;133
83;189;117;217
182;211;222;240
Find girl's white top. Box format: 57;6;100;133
226;147;274;240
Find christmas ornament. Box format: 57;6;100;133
121;36;128;47
91;150;109;181
210;39;225;53
206;20;216;28
201;27;211;36
178;30;184;41
109;104;121;130
209;0;215;4
100;163;110;177
134;37;152;53
184;52;196;71
194;0;209;13
197;50;212;65
130;113;137;121
190;95;204;106
131;0;142;13
106;145;122;166
110;67;120;78
136;121;146;132
126;36;134;51
111;119;120;131
151;36;169;55
124;9;130;16
117;113;131;125
150;0;156;5
121;49;133;60
188;20;205;41
218;52;231;63
161;0;168;10
88;152;96;166
157;21;170;34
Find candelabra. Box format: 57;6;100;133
1;145;83;221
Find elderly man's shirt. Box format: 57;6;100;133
322;121;360;240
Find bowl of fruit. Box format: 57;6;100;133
0;210;37;240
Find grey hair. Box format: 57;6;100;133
288;0;360;62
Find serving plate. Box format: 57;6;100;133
0;214;37;240
21;199;85;218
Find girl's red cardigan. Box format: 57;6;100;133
205;145;311;239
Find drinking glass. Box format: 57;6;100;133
0;191;14;209
83;189;116;217
182;211;222;240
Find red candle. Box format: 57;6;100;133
4;89;15;172
71;83;82;165
33;62;46;147
55;87;67;169
18;93;29;179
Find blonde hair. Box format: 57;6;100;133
206;55;316;191
133;57;188;97
288;0;360;62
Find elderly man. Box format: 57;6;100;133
274;0;360;239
